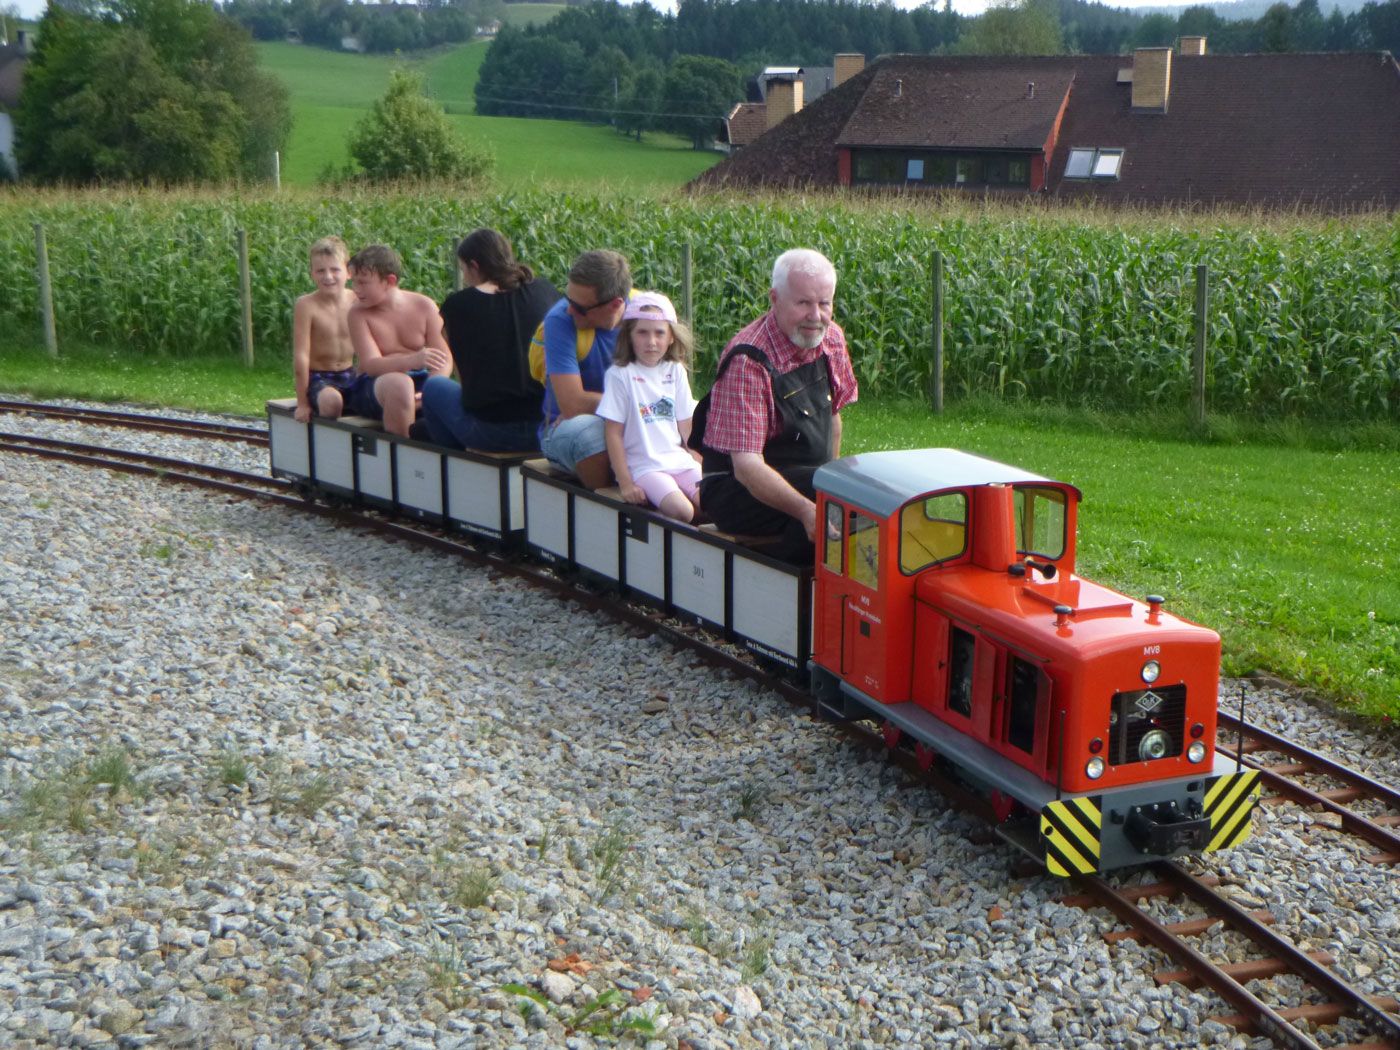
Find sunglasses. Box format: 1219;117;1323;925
565;294;614;315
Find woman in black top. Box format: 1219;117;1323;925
420;228;559;451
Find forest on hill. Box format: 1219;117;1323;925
471;0;1400;137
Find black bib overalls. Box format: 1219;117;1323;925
697;344;833;562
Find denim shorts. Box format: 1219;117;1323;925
539;414;607;476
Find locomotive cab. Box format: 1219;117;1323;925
810;450;1260;876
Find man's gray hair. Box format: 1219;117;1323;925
772;249;836;295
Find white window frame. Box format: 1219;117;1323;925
1064;147;1124;181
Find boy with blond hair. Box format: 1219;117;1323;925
292;236;357;423
346;244;453;437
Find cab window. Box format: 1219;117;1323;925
899;492;967;574
848;511;880;589
1014;486;1067;561
822;501;844;573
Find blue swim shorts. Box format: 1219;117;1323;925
347;369;430;419
306;368;357;414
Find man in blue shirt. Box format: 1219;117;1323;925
539;249;631;489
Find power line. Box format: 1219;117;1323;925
469;89;731;121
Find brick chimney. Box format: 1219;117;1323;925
1179;36;1207;56
1131;47;1172;112
834;53;865;87
765;76;803;130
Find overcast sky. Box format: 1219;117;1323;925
6;0;1182;28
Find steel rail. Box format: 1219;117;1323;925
1077;861;1400;1049
1075;871;1325;1050
9;431;1398;1050
0;431;285;489
0;429;986;826
1217;713;1400;862
1156;860;1400;1045
0;399;267;445
1219;712;1400;812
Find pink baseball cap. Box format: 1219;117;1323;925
622;290;678;323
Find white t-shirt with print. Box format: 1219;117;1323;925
597;360;697;479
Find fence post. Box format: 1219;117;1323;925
681;239;694;327
273;150;281;191
1192;263;1208;428
931;249;944;414
34;223;58;358
237;228;254;367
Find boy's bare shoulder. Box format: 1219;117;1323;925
404;289;440;313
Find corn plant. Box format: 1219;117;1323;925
2;186;1396;420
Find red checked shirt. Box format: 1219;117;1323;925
703;311;858;455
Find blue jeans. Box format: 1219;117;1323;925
539;414;607;476
420;376;540;452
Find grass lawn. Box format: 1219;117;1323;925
256;40;720;189
498;4;567;27
2;343;1395;721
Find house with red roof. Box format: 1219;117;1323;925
698;41;1400;210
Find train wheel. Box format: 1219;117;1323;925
882;721;902;749
914;743;934;771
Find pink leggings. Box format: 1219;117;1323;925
636;466;701;509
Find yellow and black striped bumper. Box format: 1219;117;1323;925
1203;769;1262;852
1040;796;1102;876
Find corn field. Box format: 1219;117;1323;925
2;187;1397;419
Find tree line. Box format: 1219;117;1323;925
13;0;487;185
473;0;1400;143
222;0;505;54
16;0;289;183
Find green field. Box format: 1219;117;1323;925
498;3;567;27
255;40;719;188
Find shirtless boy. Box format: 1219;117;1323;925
292;237;357;423
346;244;453;437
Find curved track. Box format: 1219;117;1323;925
4;402;1399;1050
0;398;268;445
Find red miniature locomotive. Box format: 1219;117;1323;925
807;449;1260;875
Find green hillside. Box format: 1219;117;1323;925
256;39;718;189
499;3;567;27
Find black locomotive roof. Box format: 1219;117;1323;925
815;448;1077;519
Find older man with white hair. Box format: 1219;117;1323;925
693;248;858;562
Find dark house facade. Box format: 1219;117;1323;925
697;44;1400;210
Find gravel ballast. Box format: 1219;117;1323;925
2;403;1398;1050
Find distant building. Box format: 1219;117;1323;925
701;44;1400;210
722;55;865;151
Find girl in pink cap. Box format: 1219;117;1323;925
597;290;703;522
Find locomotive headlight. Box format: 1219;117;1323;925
1085;756;1106;780
1141;660;1161;684
1187;740;1207;763
1138;729;1171;761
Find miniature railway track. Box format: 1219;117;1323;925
1218;710;1400;866
1066;861;1400;1050
0;420;977;812
0;399;268;445
7;419;1399;1049
0;431;292;502
1061;723;1400;1050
